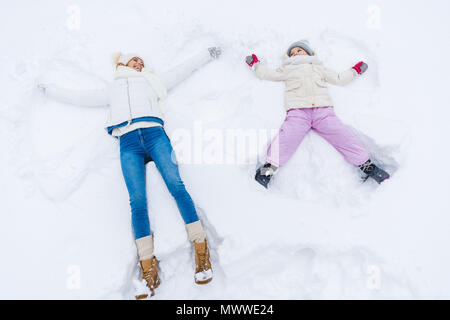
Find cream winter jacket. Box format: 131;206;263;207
255;54;356;110
43;50;214;135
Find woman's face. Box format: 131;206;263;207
289;47;309;57
127;57;144;72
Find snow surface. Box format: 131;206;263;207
1;0;449;299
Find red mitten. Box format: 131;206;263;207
245;54;260;67
352;61;368;75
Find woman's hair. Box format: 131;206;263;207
112;52;144;70
115;62;126;70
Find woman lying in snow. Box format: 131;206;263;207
245;40;390;188
37;47;222;298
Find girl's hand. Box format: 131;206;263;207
245;54;260;67
352;61;368;75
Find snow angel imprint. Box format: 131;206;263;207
38;47;222;298
245;40;390;188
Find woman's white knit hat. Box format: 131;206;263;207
112;52;143;66
287;40;314;56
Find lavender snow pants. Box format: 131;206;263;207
266;107;369;167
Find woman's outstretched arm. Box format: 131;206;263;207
38;83;109;107
160;47;221;91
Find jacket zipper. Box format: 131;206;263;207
126;79;132;126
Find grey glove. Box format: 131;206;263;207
245;54;260;69
208;47;222;59
360;62;368;74
352;61;368;75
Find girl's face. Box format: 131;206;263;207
127;57;144;72
290;47;309;57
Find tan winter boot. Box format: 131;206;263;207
136;257;160;299
193;240;213;285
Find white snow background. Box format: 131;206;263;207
0;0;449;299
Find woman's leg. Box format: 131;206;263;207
120;130;161;298
266;108;313;167
311;107;370;166
119;131;152;240
143;127;200;225
142;127;212;284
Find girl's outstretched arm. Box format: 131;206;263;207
245;54;287;82
160;47;221;91
323;61;367;86
38;83;109;107
255;64;287;81
322;67;356;86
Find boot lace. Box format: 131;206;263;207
198;253;207;271
143;265;157;288
260;163;277;177
196;244;209;272
359;160;375;175
260;167;274;177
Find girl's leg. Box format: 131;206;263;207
266;108;313;167
119;131;152;240
311;107;370;166
143;127;200;225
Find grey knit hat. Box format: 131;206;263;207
287;40;313;56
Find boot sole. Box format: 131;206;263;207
136;278;160;300
195;277;212;285
135;288;156;300
255;176;269;189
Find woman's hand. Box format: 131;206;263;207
352;61;368;75
37;82;49;94
208;47;222;59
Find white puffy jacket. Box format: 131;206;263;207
255;54;356;110
44;50;214;134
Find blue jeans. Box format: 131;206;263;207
119;126;199;239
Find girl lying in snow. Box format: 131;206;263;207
37;47;222;298
246;40;390;188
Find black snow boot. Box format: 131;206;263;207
359;159;390;184
255;163;277;188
